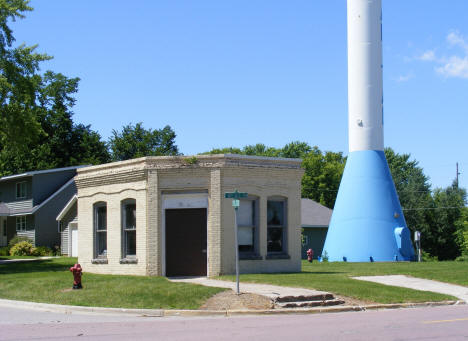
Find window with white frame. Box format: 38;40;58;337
237;198;258;253
94;203;107;258
16;181;27;199
16;216;27;231
122;199;136;258
267;198;287;253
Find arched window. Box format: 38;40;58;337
122;199;136;258
94;202;107;258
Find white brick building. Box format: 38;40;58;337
75;154;303;277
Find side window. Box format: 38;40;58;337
237;198;258;254
94;202;107;258
16;182;27;199
122;199;136;258
15;216;27;231
267;198;287;253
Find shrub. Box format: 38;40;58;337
8;235;32;249
455;255;468;262
32;246;53;256
422;250;438;262
0;246;9;256
9;241;36;256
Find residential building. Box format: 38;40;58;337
0;166;82;248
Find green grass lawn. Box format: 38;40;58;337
0;257;225;309
1;257;465;308
220;261;466;304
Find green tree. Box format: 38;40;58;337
0;0;110;176
0;0;48;149
427;182;467;260
301;147;345;208
109;123;179;161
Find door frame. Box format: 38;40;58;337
161;192;208;277
69;222;78;257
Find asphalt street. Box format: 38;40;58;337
1;304;467;340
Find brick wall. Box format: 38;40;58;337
76;155;303;277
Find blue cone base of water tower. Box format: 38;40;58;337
322;150;415;262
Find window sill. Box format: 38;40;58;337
266;253;290;260
120;258;138;264
91;258;108;264
239;253;262;260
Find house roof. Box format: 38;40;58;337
56;195;77;221
0;202;10;216
301;198;333;227
0;165;87;182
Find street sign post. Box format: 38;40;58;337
224;190;248;295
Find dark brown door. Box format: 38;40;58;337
165;208;207;277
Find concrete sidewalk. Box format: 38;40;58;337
0;256;56;265
169;277;332;302
353;275;468;302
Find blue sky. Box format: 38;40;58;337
10;0;468;190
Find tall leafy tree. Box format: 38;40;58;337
109;123;179;161
0;0;47;148
301;148;345;208
426;182;467;260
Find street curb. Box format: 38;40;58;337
0;298;464;317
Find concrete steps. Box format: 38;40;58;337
274;294;345;309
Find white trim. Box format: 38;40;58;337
161;193;209;277
56;195;77;221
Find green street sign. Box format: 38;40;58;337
224;190;248;199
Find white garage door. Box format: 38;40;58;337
71;228;78;257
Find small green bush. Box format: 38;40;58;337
0;246;9;256
8;235;32;249
52;245;61;256
32;246;53;256
9;241;35;256
455;255;468;262
422;250;438;262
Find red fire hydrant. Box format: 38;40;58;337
306;249;314;263
70;263;83;289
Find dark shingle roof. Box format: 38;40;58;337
301;198;333;227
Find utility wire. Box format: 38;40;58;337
402;206;466;211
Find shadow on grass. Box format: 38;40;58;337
0;259;74;275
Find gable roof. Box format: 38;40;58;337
0;165;87;183
301;198;333;227
56;194;77;221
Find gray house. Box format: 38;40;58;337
301;198;333;259
0;166;82;248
